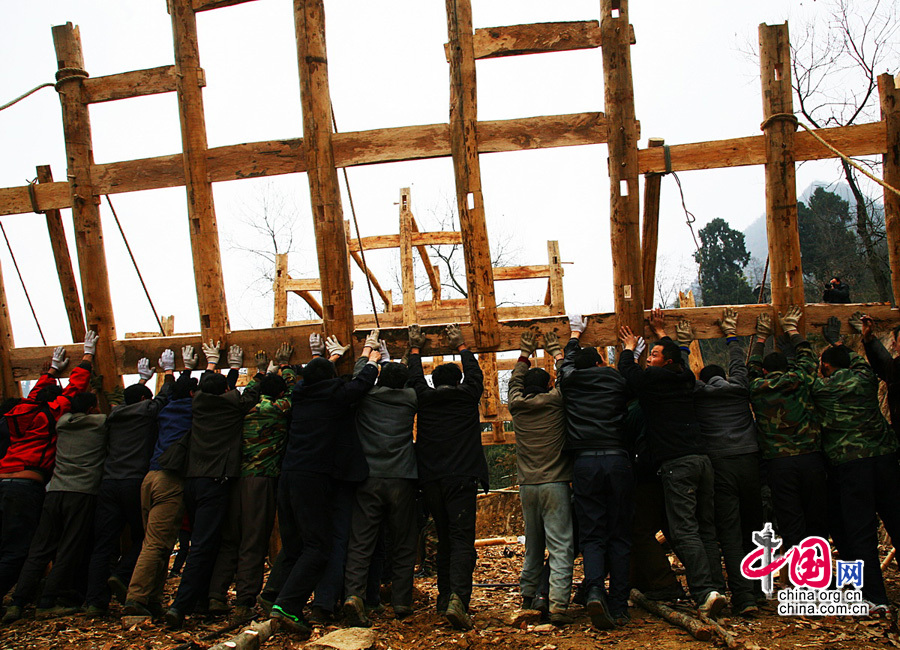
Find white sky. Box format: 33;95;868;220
0;0;889;351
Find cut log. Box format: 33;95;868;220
207;619;274;650
631;588;714;642
474;536;519;548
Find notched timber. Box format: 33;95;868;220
82;65;184;104
192;0;260;11
459;20;635;61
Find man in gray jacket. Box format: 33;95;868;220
692;308;762;616
508;330;573;625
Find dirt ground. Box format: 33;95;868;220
1;492;899;650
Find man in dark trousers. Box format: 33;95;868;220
408;323;488;631
859;313;900;445
618;309;726;620
557;317;632;628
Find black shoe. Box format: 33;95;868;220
521;596;534;610
164;607;183;629
436;593;450;616
393;605;413;619
531;595;549;618
147;601;165;619
271;605;312;639
586;588;615;631
122;600;152;617
208;598;229;616
343;596;371;628
307;605;332;624
572;582;588;606
108;575;128;604
257;593;275;617
549;610;574;626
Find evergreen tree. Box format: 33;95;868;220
693;218;755;306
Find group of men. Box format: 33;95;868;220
0;303;898;637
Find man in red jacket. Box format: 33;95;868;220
0;331;97;601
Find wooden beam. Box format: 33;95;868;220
678;290;704;375
35;165;85;341
293;0;355;368
273;253;288;327
12;302;896;381
154;316;175;395
193;0;260;11
81;65;184;104
408;214;441;296
759;23;805;327
285;278;321;292
52;23;121;390
465;20;637;61
0;257;20;397
601;1;644;335
479;352;500;419
399;188;417;326
879;73;900;307
347;231;463;253
493;265;551;281
297;290;323;318
641;138;664;308
446;0;499;348
348;249;391;310
547;240;565;315
170;0;231;342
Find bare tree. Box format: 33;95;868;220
653;253;695;308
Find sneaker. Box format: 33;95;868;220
108;575;128;604
393;605;413;620
271;605;312;638
257;593;275;617
586;588;615;631
531;595;549;618
1;605;22;625
208;598;229;616
867;602;890;617
698;591;726;619
549;610;574;626
164;607;183;629
122;600;152;617
444;593;474;631
343;595;371;628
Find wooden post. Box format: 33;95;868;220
0;258;20;398
445;0;499;348
293;0;355;364
678;290;705;375
155;316;175;394
760;23;805;329
641;138;664;308
274;253;288;327
36;165;86;342
600;0;644;335
52;23;121;390
547;240;565;315
169;0;230;342
879;73;900;307
399;188;418;326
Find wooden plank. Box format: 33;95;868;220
346;231;463;253
465;20;636;61
285;278;321;292
408;214;442;295
273;253;288;327
154;315;175;395
82;65;182;104
601;1;644;335
547;240;565;315
641;138;664;308
0;257;20;397
293;0;355;369
760;23;805;327
879;73;900;306
36;165;85;341
446;0;499;348
193;0;260;11
479;352;500;419
52;23;122;391
493;265;551;281
399;188;417;326
678;290;704;375
170;0;231;342
13;302;896;381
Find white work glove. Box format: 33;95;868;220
364;329;380;350
202;340;221;365
182;345;198;370
634;336;646;357
309;333;325;357
228;344;243;369
379;340;391;363
50;346;69;372
326;335;350;358
83;330;98;356
137;358;154;381
159;349;175;372
568;314;586;334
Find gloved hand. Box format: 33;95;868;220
379;341;391;363
50;346;69;372
83;330;98;356
275;342;293;365
634;336;646;357
568;314;586;334
519;331;537;358
159;349;175;372
823;316;842;346
137;358;154;381
445;324;465;349
849;311;864;334
756;313;773;338
720;307;738;338
675;320;693;346
408;324;426;350
309;333;325;357
267;360;278;375
182;345;198;370
326;335;349;358
779;305;802;332
202;340;221;365
543;331;562;358
227;345;243;369
256;350;268;374
364;329;380;350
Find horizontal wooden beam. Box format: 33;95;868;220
285;278;321;292
12;302;894;381
463;20;635;61
81;65;186;104
192;0;260;11
493;264;551;281
347;231;463;252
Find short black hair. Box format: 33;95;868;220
699;365;726;383
432;362;462;387
198;373;228;396
303;357;337;386
654;339;683;366
763;351;788;373
821;345;851;369
523;367;551;392
260;373;287;398
124;383;153;405
377;362;409;389
70;392;98;414
574;347;603;369
172;377;197;400
36;383;63;403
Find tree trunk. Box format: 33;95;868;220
843;160;891;301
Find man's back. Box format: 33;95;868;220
694;341;757;458
47;413;108;494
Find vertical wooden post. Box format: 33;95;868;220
293;0;354;364
273;253;289;327
547;240;565;315
760;23;805;328
169;0;230;342
879;73;900;307
0;258;20;398
52;23;121;389
479;351;501;443
399;188;417;326
641;138;664;308
445;0;499;348
600;0;644;335
155;315;175;394
432;266;442;308
678;290;705;375
35;165;86;342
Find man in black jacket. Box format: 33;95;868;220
558;315;632;629
618;308;725;619
859;313;900;446
408;323;487;631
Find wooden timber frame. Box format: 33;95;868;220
0;6;899;442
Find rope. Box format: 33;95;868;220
0;83;55;113
330;103;381;329
0;223;46;345
103;195;166;336
669;172;704;283
0;68;90;113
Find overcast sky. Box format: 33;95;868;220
0;0;889;351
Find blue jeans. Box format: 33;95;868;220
519;482;574;613
0;478;45;598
